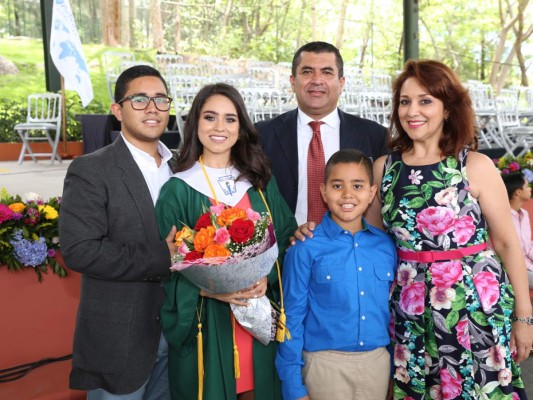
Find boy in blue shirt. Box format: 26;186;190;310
276;149;397;400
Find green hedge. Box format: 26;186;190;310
0;93;109;143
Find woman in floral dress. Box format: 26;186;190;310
366;60;533;399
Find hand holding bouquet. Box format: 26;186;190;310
171;203;279;344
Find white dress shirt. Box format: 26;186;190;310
121;133;173;205
295;108;340;225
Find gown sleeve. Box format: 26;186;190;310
155;177;204;353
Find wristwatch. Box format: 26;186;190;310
512;315;533;325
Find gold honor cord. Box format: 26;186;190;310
198;156;240;382
197;156;291;395
196;298;204;400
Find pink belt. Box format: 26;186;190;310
397;242;488;263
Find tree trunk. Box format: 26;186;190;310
495;44;516;93
296;0;307;49
489;0;519;88
101;0;121;46
512;0;532;86
335;0;349;50
311;0;317;41
151;0;165;53
420;17;439;59
223;0;233;27
129;0;137;49
173;3;181;53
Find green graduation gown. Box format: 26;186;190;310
156;176;297;400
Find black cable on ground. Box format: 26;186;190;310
0;354;72;383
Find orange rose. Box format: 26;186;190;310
217;207;246;227
193;226;215;252
203;243;231;260
8;202;25;213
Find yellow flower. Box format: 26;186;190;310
8;202;25;213
38;205;59;220
174;226;193;246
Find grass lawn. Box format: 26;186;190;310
0;37;163;141
0;37;157;107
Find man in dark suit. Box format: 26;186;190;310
256;41;388;225
59;66;177;400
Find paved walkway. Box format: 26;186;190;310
0;159;71;199
1;158;533;395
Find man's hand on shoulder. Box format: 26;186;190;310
290;221;317;246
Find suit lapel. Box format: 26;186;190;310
338;109;352;149
112;136;160;238
275;109;299;182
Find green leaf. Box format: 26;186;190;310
431;170;443;180
446;310;459;331
471;311;489;326
446;158;458;169
407;197;426;208
426;336;438;357
421;183;433;200
394;386;407;399
427;181;445;188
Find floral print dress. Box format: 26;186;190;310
381;150;527;400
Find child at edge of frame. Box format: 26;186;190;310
276;148;397;400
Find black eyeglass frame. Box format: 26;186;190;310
117;94;173;111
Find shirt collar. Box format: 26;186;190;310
321;212;381;239
297;108;340;130
121;132;173;165
511;208;525;218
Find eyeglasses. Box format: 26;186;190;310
117;94;173;111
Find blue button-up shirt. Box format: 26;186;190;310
276;213;397;400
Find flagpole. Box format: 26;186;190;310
59;76;73;159
61;75;67;154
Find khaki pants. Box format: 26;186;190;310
302;347;390;400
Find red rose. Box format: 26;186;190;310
229;218;255;243
194;212;212;230
184;251;203;261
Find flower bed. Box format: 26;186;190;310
493;151;533;183
0;189;67;281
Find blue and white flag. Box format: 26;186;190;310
50;0;93;107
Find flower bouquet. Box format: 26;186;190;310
493;151;533;184
171;203;279;345
0;189;67;282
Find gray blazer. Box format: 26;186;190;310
59;136;171;394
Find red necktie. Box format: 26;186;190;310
307;121;328;223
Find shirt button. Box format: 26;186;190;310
360;291;365;296
358;267;362;271
326;275;331;280
359;341;364;346
155;315;161;321
354;243;359;247
387;272;391;277
361;316;366;320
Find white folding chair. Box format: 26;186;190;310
358;92;392;127
169;75;207;141
103;51;135;102
15;93;62;165
155;53;184;77
494;96;533;157
466;82;502;149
